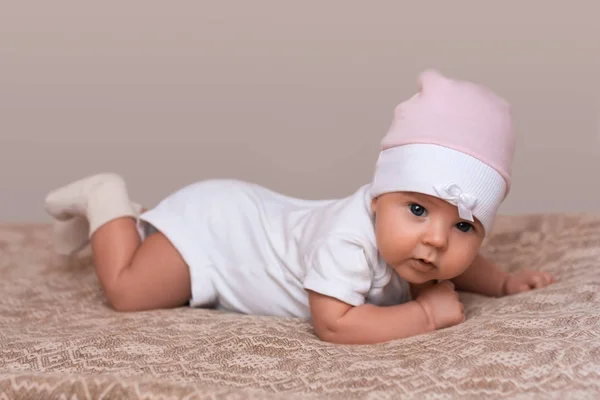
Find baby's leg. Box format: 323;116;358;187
91;217;191;311
44;173;191;311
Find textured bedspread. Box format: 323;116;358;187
1;214;600;399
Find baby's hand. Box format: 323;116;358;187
503;270;556;295
415;280;465;331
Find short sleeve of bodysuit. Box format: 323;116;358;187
302;236;374;306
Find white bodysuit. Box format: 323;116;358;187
138;179;411;319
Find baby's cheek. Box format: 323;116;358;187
445;249;477;276
384;239;413;266
455;235;482;259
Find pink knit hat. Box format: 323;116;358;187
370;69;516;233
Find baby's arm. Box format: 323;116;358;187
304;239;463;343
307;280;463;344
308;290;432;344
451;254;555;297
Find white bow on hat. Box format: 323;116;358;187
433;183;477;222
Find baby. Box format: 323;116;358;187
44;69;555;344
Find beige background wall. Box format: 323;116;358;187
1;1;599;223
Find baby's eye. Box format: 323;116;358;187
409;203;427;217
456;222;473;232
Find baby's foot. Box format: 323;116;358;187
44;173;137;237
52;216;90;255
44;173;125;220
51;201;143;255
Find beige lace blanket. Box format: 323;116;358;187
1;215;599;399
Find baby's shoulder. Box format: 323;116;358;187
301;231;379;274
308;185;376;246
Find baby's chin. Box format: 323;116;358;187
392;266;435;285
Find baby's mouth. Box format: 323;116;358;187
411;258;437;273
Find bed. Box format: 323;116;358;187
1;214;599;399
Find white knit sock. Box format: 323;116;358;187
51;201;143;255
52;216;89;255
44;173;136;237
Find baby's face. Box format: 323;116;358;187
371;191;485;284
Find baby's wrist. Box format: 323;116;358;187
415;299;436;332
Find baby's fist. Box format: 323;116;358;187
503;270;555;295
416;280;465;331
